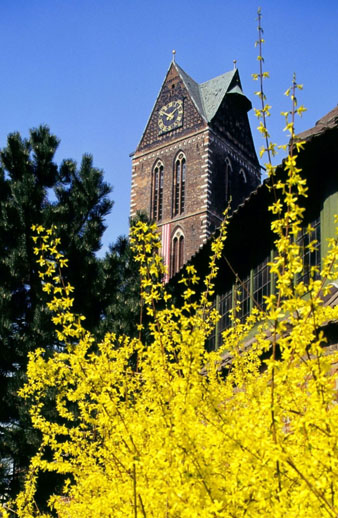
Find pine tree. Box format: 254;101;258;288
98;235;141;339
0;126;113;501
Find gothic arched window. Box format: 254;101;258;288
173;152;186;216
171;228;184;276
239;168;247;184
151;160;164;221
225;158;232;203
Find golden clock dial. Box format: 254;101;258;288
158;100;183;133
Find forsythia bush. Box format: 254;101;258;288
4;19;338;518
4;154;338;517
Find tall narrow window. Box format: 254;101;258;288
297;217;321;284
239;169;247;184
172;237;178;277
179;235;184;269
152;161;164;221
236;274;250;323
225;158;232;203
253;256;271;310
206;299;217;352
171;228;184;276
207;289;233;352
217;289;233;343
174;161;180;215
173;153;186;216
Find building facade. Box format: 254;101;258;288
169;106;338;351
130;59;260;279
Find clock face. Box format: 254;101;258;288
158;100;183;133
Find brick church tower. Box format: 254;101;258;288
130;57;260;279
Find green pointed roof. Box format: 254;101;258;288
134;60;253;153
175;62;251;122
175;64;205;118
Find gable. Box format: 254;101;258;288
136;63;206;153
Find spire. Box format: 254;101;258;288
233;59;237;70
172;49;176;63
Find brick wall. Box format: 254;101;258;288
131;129;213;266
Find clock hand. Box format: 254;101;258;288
166;106;179;120
160;109;172;118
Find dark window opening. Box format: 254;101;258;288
206;299;217;352
171;232;184;276
152;162;164;221
173;153;186;216
253;256;271;311
297;217;321;284
239;169;247;184
236;275;250;322
172;237;178;276
217;289;233;344
225;159;231;203
179;235;184;269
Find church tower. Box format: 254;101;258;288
130;57;260;279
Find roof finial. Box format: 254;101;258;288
233;59;237;70
172;49;176;63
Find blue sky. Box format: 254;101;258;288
1;0;337;254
